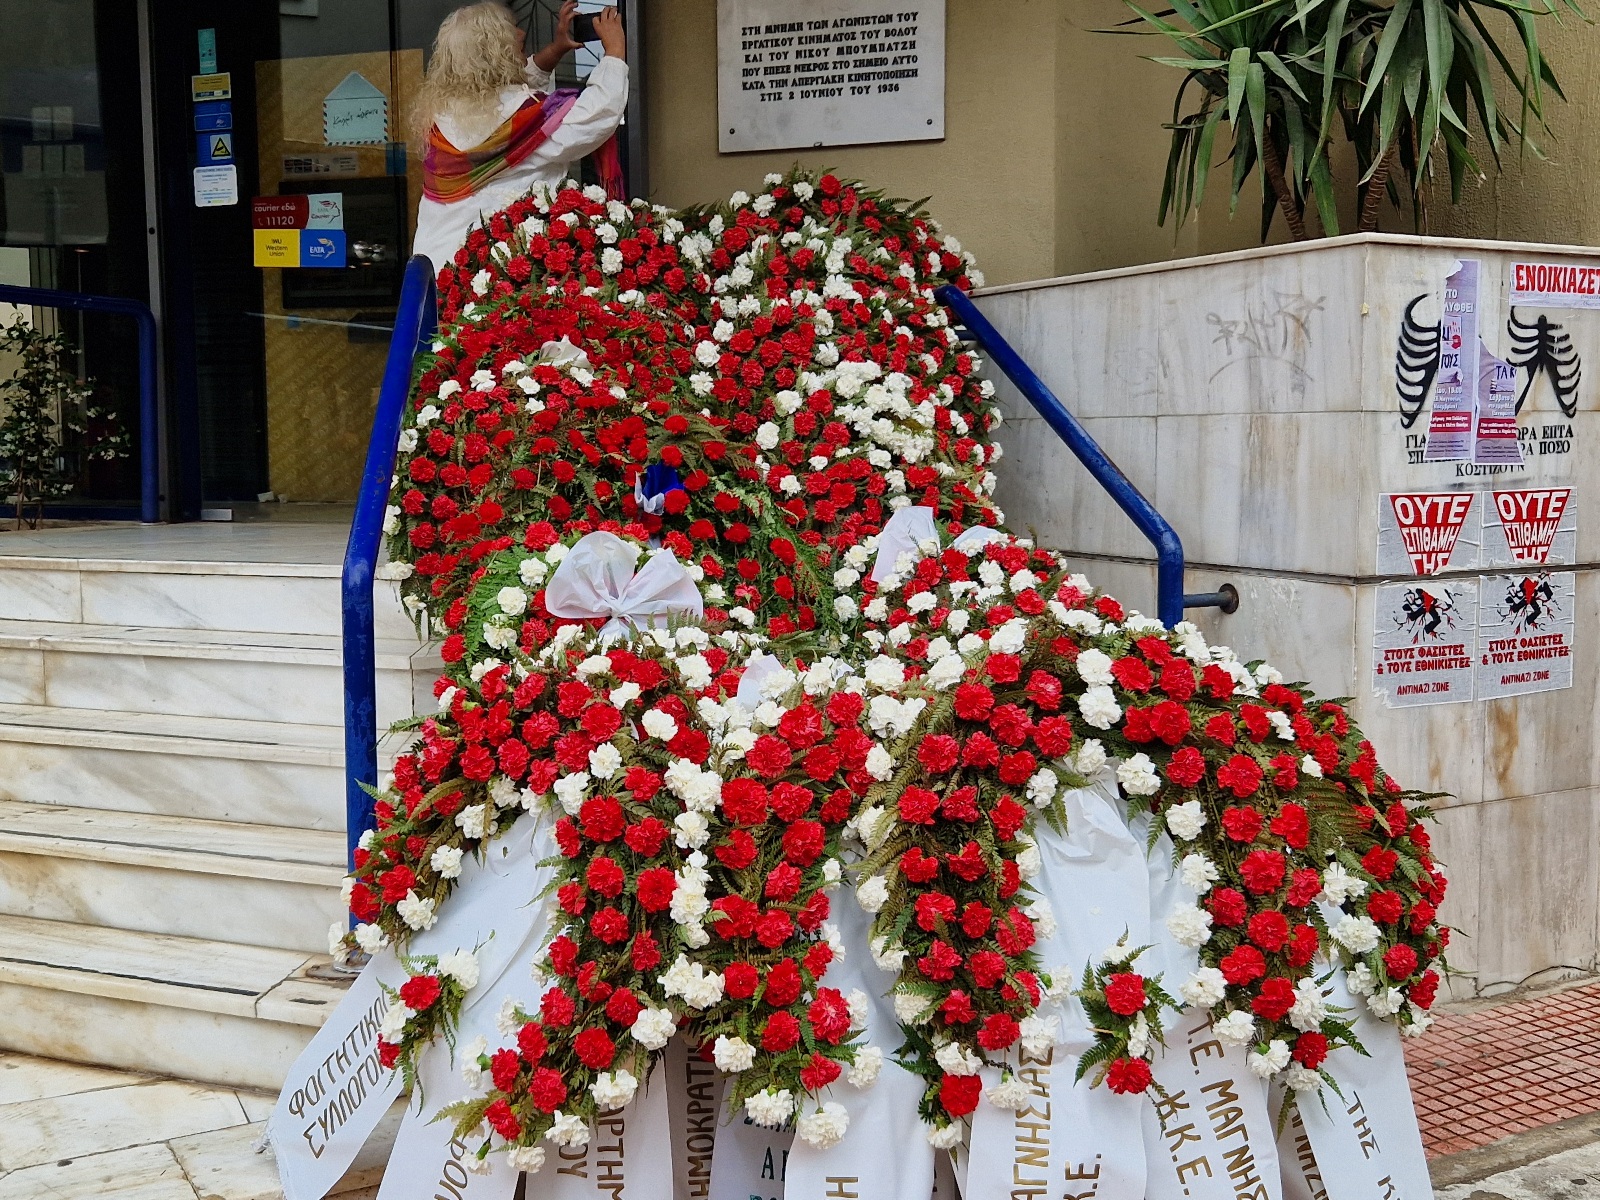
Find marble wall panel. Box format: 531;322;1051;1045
0;854;341;954
1471;788;1600;994
0;646;44;705
976;274;1163;420
991;415;1157;560
78;571;345;637
0;984;311;1091
0;566;80;623
1427;802;1481;1000
1183;570;1362;698
1155;244;1368;416
0;741;344;831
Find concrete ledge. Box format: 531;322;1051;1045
1430;1109;1600;1187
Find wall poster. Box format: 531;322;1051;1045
1372;580;1478;707
1477;571;1575;700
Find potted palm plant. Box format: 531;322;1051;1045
1116;0;1581;238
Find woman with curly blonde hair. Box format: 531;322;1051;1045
412;1;627;272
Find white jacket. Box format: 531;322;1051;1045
411;55;629;274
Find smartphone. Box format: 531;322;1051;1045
570;12;598;41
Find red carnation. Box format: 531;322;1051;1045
1270;804;1310;849
990;796;1027;841
808;989;853;1044
1287;924;1320;967
968;950;1006;988
1105;1057;1154;1095
1201;664;1236;700
1033;715;1074;758
1239;850;1287;895
1292;1032;1329;1069
1247;910;1290;952
782;819;826;866
763;958;802;1008
746;734;793;779
721;778;769;826
1367;890;1405;925
485;1098;522;1139
756;910;795;948
529;1066;568;1112
989;704;1033;747
636;867;677;912
1362;847;1400;882
714;829;759;871
1166;746;1207;787
1220;945;1267;985
978;1013;1021;1050
399;974;442;1012
586;855;625;898
918;735;961;773
575;1027;616;1069
800;1052;843;1092
1147;701;1193;746
1286;868;1322;908
493;1046;524;1092
1252;976;1296;1021
1207;888;1249;927
1205;714;1237;746
590;906;630;943
1221;805;1263;842
580;795;626;842
1217;755;1265;798
1110;656;1153;692
898;786;941;825
761;1011;802;1052
1159;661;1197;702
952;682;996;721
1104;973;1149;1016
1409;970;1440;1010
1383;944;1419;979
939;1073;984;1117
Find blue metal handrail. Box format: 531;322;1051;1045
342;255;436;874
937;284;1224;628
0;284;160;523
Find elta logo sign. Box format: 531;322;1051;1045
1493;488;1570;565
1391;492;1475;574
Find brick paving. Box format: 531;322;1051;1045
1404;980;1600;1158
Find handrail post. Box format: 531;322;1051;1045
935;285;1191;628
0;284;161;522
341;256;436;878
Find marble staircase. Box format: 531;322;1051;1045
0;526;438;1093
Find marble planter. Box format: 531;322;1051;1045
977;233;1600;998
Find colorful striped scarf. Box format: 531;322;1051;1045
422;89;624;204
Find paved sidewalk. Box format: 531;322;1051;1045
1405;979;1600;1160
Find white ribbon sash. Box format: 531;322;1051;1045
544;532;704;642
707;1105;793;1200
1278;969;1433;1200
376;814;558;1200
269;952;409;1200
785;888;934;1200
538;1061;674;1200
666;1039;726;1200
1142;1009;1283;1200
968;776;1148;1200
869;506;938;583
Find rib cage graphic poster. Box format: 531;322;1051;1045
1373;580;1478;707
1477;571;1575;699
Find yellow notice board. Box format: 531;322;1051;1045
253;228;300;267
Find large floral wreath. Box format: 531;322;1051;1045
335;167;1448;1170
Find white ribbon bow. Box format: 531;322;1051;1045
869;505;1005;582
543;531;704;642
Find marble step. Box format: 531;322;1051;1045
0;554;417;639
0;703;407;831
0;618;439;728
0;913;348;1091
0;800;346;954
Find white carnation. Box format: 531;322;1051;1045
1117;753;1161;797
641;708;679;742
630;1007;677;1050
546;1110;590;1147
1319;862;1367;906
745;1089;796;1129
927;1123;964;1149
1333;915;1382;954
496;586;528;616
713;1036;756;1073
1181;967;1227;1008
893;991;930;1022
1289;979;1328;1032
1077;686;1122;730
1165;800;1207;841
1213;1010;1256;1047
856;876;890;913
590;1069;638;1111
848;1046;883;1088
507;1145;546;1172
1249;1039;1291;1078
1179;853;1220;894
430;844;464;879
1075;648;1115;686
985;1076;1031;1111
1286;1066;1323;1093
934;1043;981;1076
1165;902;1214;948
437;948;479;990
397;891;437;931
1072;738;1108;776
796;1102;850;1149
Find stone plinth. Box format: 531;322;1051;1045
976;232;1600;1000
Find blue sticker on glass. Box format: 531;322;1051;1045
194;100;232;132
299;229;347;268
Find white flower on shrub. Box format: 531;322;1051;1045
1165;800;1207;841
430;845;464;879
630;1007;676;1050
1075;648;1115;685
848;1046;883;1088
1072;738;1108;776
1319;863;1366;905
1248;1040;1291;1078
713;1036;755;1073
397;892;438;931
1212;1010;1256;1047
1077;687;1122;730
1165;903;1214;948
641;709;679;742
1116;753;1161;796
796;1102;850;1149
546;1110;589;1147
1289;980;1327;1032
437;949;479;990
454;802;492;838
496;586;528;616
856;876;889;913
1333;915;1381;954
745;1089;795;1129
1179;853;1219;893
934;1043;982;1076
1181;967;1227;1008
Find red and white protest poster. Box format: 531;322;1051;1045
1510;260;1600;310
1372;580;1477;707
1476;572;1575;700
1376;491;1480;576
1483;487;1575;567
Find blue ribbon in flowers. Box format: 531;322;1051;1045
634;462;687;515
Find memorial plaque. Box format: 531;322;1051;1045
717;0;944;153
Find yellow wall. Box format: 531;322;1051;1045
644;0;1599;284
